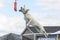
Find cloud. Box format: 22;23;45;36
0;14;8;24
35;0;60;10
0;14;26;36
33;0;60;26
0;3;4;8
31;12;60;26
0;13;60;36
0;0;5;8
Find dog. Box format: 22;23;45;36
19;5;48;37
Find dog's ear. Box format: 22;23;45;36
26;9;29;12
27;9;29;11
25;9;29;13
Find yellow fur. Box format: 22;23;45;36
25;13;48;37
20;5;48;37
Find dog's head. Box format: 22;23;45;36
19;5;29;14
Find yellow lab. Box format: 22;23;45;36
19;5;48;37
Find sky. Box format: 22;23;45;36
0;0;60;36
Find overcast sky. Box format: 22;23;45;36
0;0;60;36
